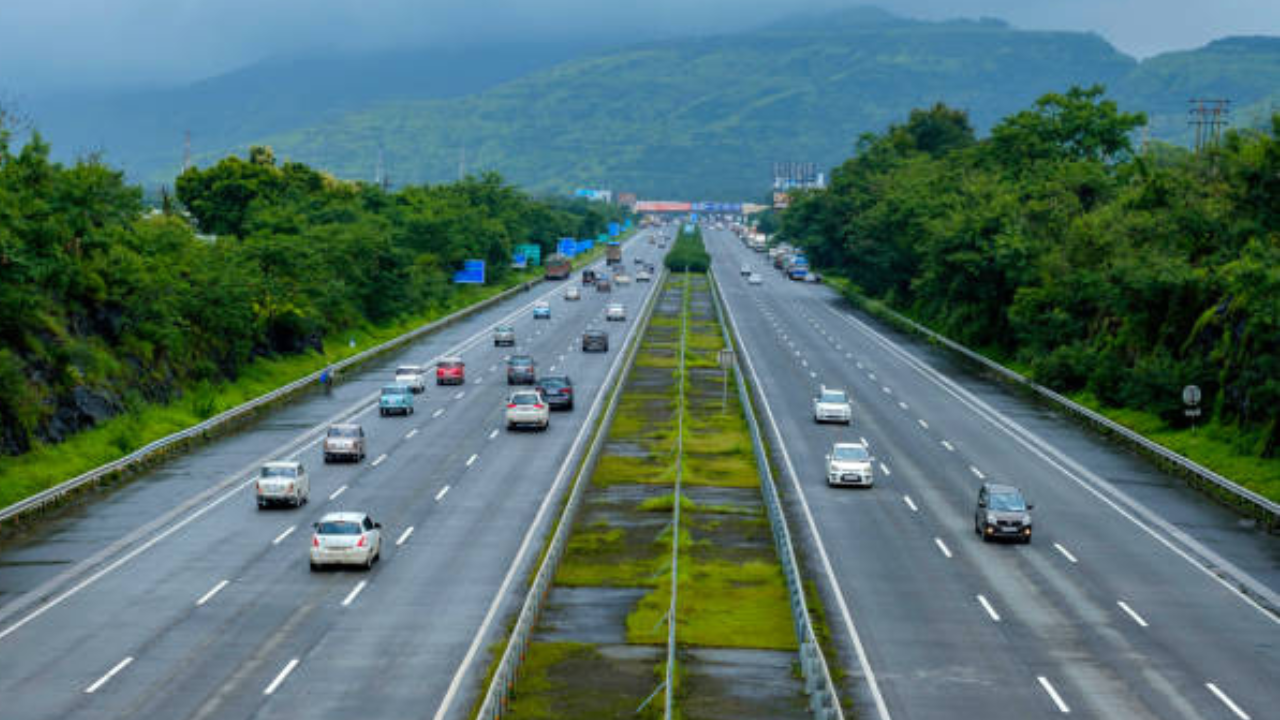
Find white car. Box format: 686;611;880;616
605;303;626;322
741;264;751;276
256;461;310;508
394;365;427;393
614;273;632;285
826;442;875;487
533;301;552;319
506;390;550;431
747;272;763;285
636;269;653;283
813;386;852;424
310;512;383;570
565;286;581;301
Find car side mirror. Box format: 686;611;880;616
977;500;987;508
312;522;319;529
375;522;383;529
1026;504;1035;511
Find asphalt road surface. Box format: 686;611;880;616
710;227;1278;720
0;228;670;720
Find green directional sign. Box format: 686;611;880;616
515;243;542;266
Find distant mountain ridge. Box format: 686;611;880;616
22;7;1280;198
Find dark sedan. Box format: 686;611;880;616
582;329;609;353
535;375;575;410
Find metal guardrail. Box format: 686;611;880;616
0;277;547;526
845;296;1280;528
475;267;669;720
707;270;845;720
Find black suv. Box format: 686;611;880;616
975;483;1034;543
506;355;537;385
535;375;574;410
582;329;609;353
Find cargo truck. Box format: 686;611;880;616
605;241;622;266
544;254;572;280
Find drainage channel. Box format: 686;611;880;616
497;274;809;720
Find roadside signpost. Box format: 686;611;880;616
1183;384;1202;431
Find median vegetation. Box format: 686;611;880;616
780;88;1280;500
0;132;627;509
662;224;711;272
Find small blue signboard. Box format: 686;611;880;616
607;222;620;237
512;253;528;268
624;219;632;229
558;238;578;257
597;233;608;243
453;259;486;284
576;240;592;254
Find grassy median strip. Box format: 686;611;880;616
503;273;807;720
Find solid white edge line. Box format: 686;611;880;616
271;525;296;545
196;579;230;606
341;580;368;607
466;454;478;467
1037;676;1071;713
370;454;387;467
1205;682;1251;720
1053;543;1079;564
328;485;347;501
976;594;1002;622
396;526;415;545
933;537;953;559
713;269;891;720
263;658;300;695
84;656;134;694
430;257;659;720
902;495;917;512
826;304;1279;622
1116;600;1149;628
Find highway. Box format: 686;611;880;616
0;229;670;720
709;227;1279;720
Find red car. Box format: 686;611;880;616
436;357;465;385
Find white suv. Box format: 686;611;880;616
394;365;427;394
605;303;626;322
813;386;852;424
256;461;310;508
826;442;874;487
506;390;550;431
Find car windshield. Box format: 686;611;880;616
382;386;409;396
496;326;513;333
540;378;567;389
328;427;359;438
317;521;362;535
832;446;870;462
989;492;1027;512
510;357;532;367
821;391;847;404
512;394;540;405
261;465;297;478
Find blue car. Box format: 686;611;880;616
379;384;415;416
533;301;551;320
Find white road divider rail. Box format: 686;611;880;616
475;269;667;720
708;270;845;720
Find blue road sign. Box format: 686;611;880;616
453;259;486;284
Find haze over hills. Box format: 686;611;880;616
21;7;1280;198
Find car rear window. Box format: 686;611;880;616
261;465;297;478
328;426;359;438
439;361;462;369
539;378;568;389
396;367;420;375
512;394;540;405
382;386;409;395
821;391;847;403
510;357;533;367
317;521;362;535
833;446;870;461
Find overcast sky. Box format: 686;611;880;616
1;1;1277;92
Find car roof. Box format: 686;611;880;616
318;511;368;524
439;356;463;363
539;375;570;383
831;441;868;451
264;460;302;469
382;383;411;391
983;482;1022;494
330;423;361;431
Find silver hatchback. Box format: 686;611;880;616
310;512;383;570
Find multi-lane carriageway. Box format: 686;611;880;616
1;221;1276;720
0;229;668;720
710;227;1279;720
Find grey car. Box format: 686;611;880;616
493;325;516;347
975;483;1034;543
582;329;609;352
507;355;537;385
323;423;366;463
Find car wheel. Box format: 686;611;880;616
310;562;321;572
257;499;266;510
409;407;415;415
1023;534;1032;545
324;453;331;463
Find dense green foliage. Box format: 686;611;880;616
780;88;1280;461
664;225;710;273
0;131;624;457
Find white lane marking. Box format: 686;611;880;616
341;580;368;607
488;429;499;440
917;419;929;429
196;579;230;606
263;658;300;695
809;371;817;379
868;373;877;381
433;408;445;418
846;353;853;359
85;656;133;694
824;304;1280;622
856;362;864;369
488;365;497;372
1037;676;1071;713
902;495;917;512
454;390;466;400
396;526;415;546
801;359;808;367
549;366;557;373
941;440;955;452
475;377;483;385
436;485;450;502
328;485;348;501
882;386;892;394
371;454;387;467
1206;682;1251;719
1054;543;1079;564
898;401;908;410
977;594;1002;622
969;465;985;479
880;463;891;476
272;525;296;545
466;454;478;467
1117;600;1149;628
406;428;419;439
934;537;953;559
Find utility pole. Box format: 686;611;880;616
1188;98;1230;152
182;130;192;173
375;144;385;190
458;147;466;181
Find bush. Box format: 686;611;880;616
664;225;710;272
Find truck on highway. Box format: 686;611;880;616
605;241;622;266
544;254;572;280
